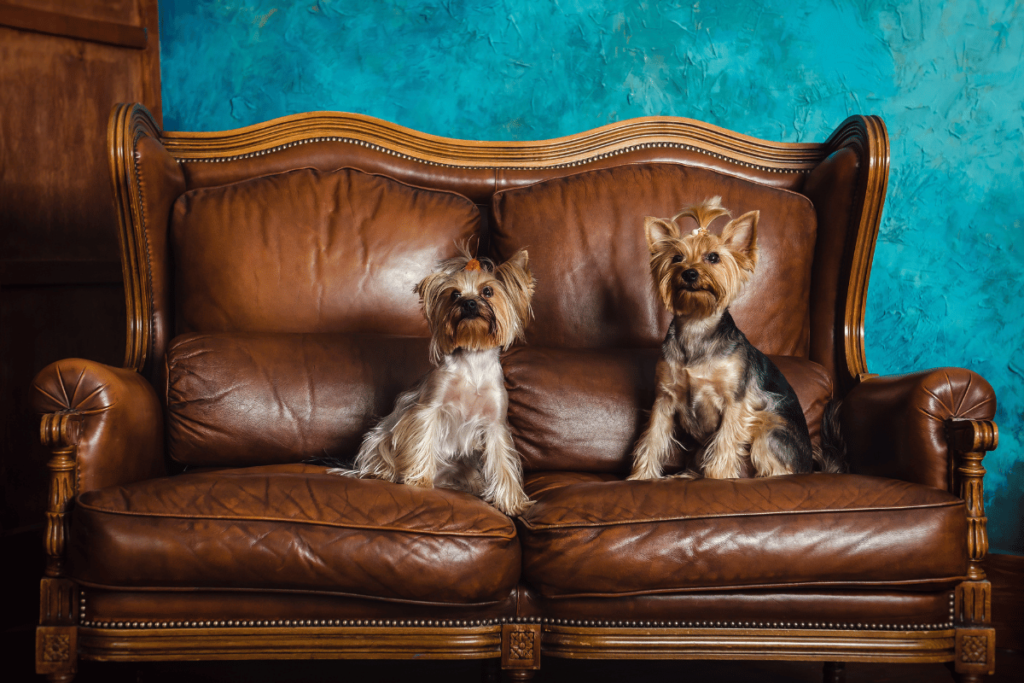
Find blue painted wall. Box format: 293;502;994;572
159;0;1023;554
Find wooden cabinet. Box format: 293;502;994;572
0;0;161;635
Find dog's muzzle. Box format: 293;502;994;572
460;298;480;319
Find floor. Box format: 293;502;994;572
6;625;1022;682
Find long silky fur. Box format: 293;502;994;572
322;247;536;516
814;398;849;474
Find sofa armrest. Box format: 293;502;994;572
840;367;996;492
32;358;166;495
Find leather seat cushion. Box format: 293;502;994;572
171;166;481;336
517;472;968;597
69;464;520;605
165;332;433;467
504;346;833;472
490;162;817;355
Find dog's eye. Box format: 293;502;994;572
671;255;683;264
481;286;493;298
705;253;720;264
450;290;461;301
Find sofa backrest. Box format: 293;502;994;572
111;105;888;471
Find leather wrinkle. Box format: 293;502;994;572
524;497;962;532
520;501;964;531
77;495;517;539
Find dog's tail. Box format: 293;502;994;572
812;399;848;474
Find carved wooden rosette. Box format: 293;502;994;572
40;412;82;578
953;626;996;680
501;623;541;676
36;625;78;678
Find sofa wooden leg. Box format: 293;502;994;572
948;422;998;680
501;623;541;680
822;661;846;683
36;625;77;682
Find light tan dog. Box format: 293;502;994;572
329;247;536;516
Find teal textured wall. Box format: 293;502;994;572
160;0;1023;554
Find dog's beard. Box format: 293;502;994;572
452;315;499;351
671;287;719;318
436;304;502;355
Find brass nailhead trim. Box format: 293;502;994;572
77;593;957;631
174;138;811;175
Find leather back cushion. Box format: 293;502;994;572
165;333;432;467
491;163;817;356
171;167;481;336
505;347;833;473
164;333;831;471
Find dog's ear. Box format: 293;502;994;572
495;249;535;324
644;217;680;252
721;210;759;269
415;271;448;323
500;249;530;276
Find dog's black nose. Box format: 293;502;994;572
682;269;699;284
461;298;479;317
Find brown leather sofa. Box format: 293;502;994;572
32;104;999;682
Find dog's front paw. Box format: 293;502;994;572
403;475;435;489
500;497;535;517
626;467;660;481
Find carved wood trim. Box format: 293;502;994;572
40;578;78;626
36;626;78;677
78;625;501;660
955;581;991;626
501;623;541;670
0;3;147;49
109;103;162;373
161;112;827;171
40;412;81;578
953;627;995;676
541;625;955;663
818;115;889;390
946;420;998;581
68;621;971;670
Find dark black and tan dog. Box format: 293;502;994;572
628;197;840;481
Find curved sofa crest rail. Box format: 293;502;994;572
30;106;998;682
